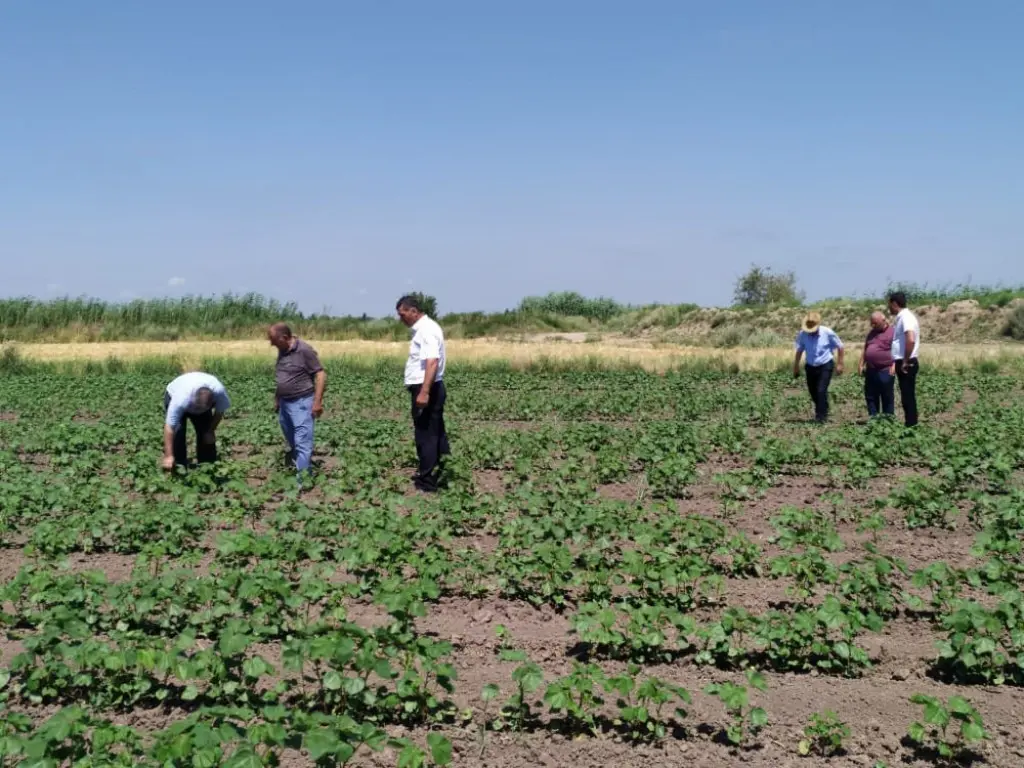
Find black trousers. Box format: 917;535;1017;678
805;361;835;423
896;359;920;427
408;380;450;491
864;367;896;417
163;393;217;466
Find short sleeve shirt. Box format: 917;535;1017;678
404;316;446;386
275;339;323;399
891;309;920;360
165;372;231;428
863;325;896;370
795;326;843;367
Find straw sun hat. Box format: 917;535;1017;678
802;311;822;333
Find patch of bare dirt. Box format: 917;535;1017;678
597;480;644;503
65;552;139;582
473;470;506;496
0;549;30;583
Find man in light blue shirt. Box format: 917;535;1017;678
162;371;231;469
792;312;845;423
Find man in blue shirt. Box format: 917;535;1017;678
792;312;845;423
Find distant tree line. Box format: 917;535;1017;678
2;275;1023;343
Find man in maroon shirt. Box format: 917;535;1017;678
858;312;896;418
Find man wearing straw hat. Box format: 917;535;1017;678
792;311;845;423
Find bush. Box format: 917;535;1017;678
710;325;785;349
1003;305;1024;341
734;265;804;307
0;345;25;374
517;292;625;321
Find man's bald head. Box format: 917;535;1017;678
268;323;294;352
870;311;887;330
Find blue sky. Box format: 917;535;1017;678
2;1;1022;314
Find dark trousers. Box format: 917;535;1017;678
896;359;920;427
163;393;217;466
408;380;450;491
805;361;834;422
864;367;896;417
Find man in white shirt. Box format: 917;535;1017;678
162;371;231;469
396;295;449;492
888;291;921;427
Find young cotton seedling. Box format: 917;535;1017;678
798;710;850;757
704;669;768;747
907;694;988;764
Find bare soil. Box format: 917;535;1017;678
5;411;1024;767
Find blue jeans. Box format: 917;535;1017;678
278;394;315;473
864;367;895;417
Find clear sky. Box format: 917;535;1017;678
2;1;1022;315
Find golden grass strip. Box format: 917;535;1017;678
7;339;1024;373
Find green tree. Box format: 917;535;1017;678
407;292;439;318
733;265;804;307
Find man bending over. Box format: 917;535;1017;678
162;371;231;470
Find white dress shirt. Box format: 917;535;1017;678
404;316;446;386
891;308;921;360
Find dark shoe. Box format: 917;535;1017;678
413;477;438;493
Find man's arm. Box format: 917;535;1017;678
793;349;804;378
163;423;176;467
903;329;916;368
162;398;184;468
835;345;845;374
858;337;867;375
415;358;439;406
313;370;327;418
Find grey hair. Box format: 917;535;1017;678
192;387;215;410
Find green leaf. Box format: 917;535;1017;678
749;707;768;730
961;721;987;743
947;696;974;716
798;739;811;756
304;729;340;760
746;670;768;691
481;683;500;701
322;670;343;691
223;744;263;768
923;702;948;727
907;722;926;743
427;733;453;766
397;744;426;768
343;676;366;696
